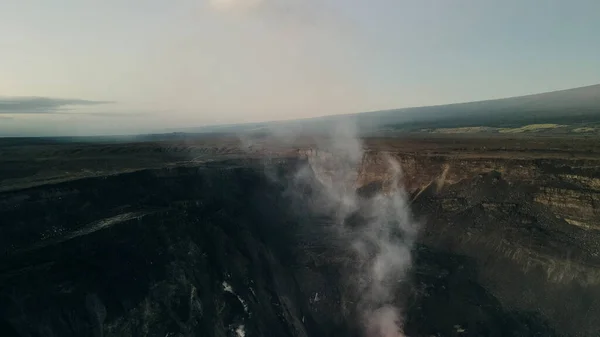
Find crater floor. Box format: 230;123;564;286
0;135;598;337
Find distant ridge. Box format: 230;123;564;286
342;83;600;130
219;83;600;133
169;83;600;136
377;83;600;113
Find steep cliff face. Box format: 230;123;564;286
297;146;600;231
294;145;600;335
349;151;600;229
301;149;600;336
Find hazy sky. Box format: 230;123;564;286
1;0;600;136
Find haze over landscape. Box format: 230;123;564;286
1;0;600;136
2;2;600;337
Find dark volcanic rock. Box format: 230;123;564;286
412;171;600;337
0;161;587;337
0;162;337;337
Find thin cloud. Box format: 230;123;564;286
0;97;113;114
83;112;154;118
208;0;265;12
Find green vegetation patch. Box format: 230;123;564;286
498;124;566;133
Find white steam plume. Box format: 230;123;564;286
251;121;418;337
306;123;415;337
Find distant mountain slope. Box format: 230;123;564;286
172;84;600;136
337;83;600;130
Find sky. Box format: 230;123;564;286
1;0;600;136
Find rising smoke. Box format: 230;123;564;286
251;122;418;337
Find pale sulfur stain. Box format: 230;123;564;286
235;324;246;337
222;281;249;314
454;324;466;333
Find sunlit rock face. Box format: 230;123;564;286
0;150;598;337
352;152;600;336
